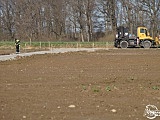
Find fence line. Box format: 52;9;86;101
0;42;114;50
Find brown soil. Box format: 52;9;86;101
0;49;160;120
0;50;14;55
0;48;49;55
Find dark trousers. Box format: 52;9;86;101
16;45;20;53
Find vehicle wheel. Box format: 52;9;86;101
114;42;117;47
143;41;151;48
120;41;128;49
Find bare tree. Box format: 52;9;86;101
0;0;15;40
0;0;159;41
138;0;160;37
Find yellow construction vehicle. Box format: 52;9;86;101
114;26;160;48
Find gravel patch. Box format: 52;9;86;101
0;48;108;61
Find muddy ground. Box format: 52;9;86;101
0;49;160;120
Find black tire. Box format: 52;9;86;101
114;42;117;47
143;40;151;48
120;41;128;49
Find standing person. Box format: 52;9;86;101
15;38;20;54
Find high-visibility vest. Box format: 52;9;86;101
15;40;20;45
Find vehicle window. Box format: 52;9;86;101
140;29;145;33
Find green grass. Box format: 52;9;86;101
152;86;160;90
92;86;100;93
0;41;114;49
106;86;111;91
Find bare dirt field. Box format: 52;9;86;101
0;49;48;55
0;49;160;120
